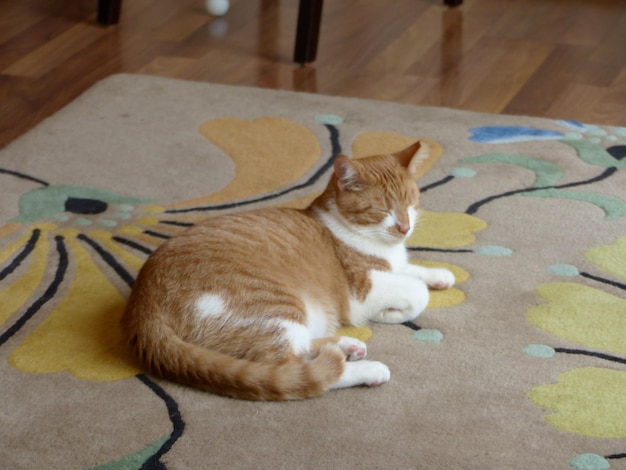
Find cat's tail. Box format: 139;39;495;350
127;321;346;401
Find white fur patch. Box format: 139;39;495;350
330;360;390;389
408;206;419;230
349;270;429;325
304;300;329;339
195;293;226;319
279;320;312;356
312;200;408;267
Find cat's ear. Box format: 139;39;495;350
334;155;364;191
393;141;430;177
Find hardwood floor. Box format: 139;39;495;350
1;0;625;148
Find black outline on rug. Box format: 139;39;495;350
0;229;40;282
137;374;186;469
164;123;341;214
77;234;135;288
0;235;68;347
0;168;49;187
466;167;617;215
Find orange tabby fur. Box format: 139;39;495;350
121;141;454;400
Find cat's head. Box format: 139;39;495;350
328;141;429;244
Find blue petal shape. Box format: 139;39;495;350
469;126;564;144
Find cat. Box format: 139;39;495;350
120;141;455;400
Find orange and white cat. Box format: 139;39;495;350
121;141;455;400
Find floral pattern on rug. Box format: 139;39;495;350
465;123;626;470
524;237;626;470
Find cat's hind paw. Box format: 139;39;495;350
330;361;391;390
337;336;367;361
359;361;391;387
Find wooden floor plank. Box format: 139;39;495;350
0;0;625;150
4;23;107;78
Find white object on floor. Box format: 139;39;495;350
206;0;230;16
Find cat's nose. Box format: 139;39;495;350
396;223;410;235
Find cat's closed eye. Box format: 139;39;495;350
373;207;392;215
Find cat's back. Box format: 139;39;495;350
173;206;328;255
140;207;339;287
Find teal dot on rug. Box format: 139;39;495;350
547;263;580;277
563;132;583;140
587;127;608;137
569;453;610;470
589;137;602;144
412;329;443;343
475;245;513;257
53;213;71;222
74;217;93;226
97;219;118;227
450;167;476;178
522;344;555;359
614;127;626;137
315;114;344;125
116;204;135;212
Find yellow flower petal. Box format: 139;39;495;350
527;282;626;356
168;117;321;209
9;238;139;381
88;230;146;273
528;367;626;438
412;260;469;309
336;326;373;343
584;236;626;280
407;210;486;248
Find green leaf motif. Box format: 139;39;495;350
460;153;564;188
88;436;168;470
562;139;626;168
524;188;626;221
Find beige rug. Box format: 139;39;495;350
1;74;625;470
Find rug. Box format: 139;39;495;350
1;74;625;470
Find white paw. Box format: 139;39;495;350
361;361;391;387
372;298;426;323
374;308;413;324
424;268;455;290
330;360;391;390
337;336;367;361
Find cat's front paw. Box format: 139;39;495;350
373;307;418;324
424;268;455;290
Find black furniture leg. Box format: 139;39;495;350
294;0;324;64
97;0;122;25
293;0;462;64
